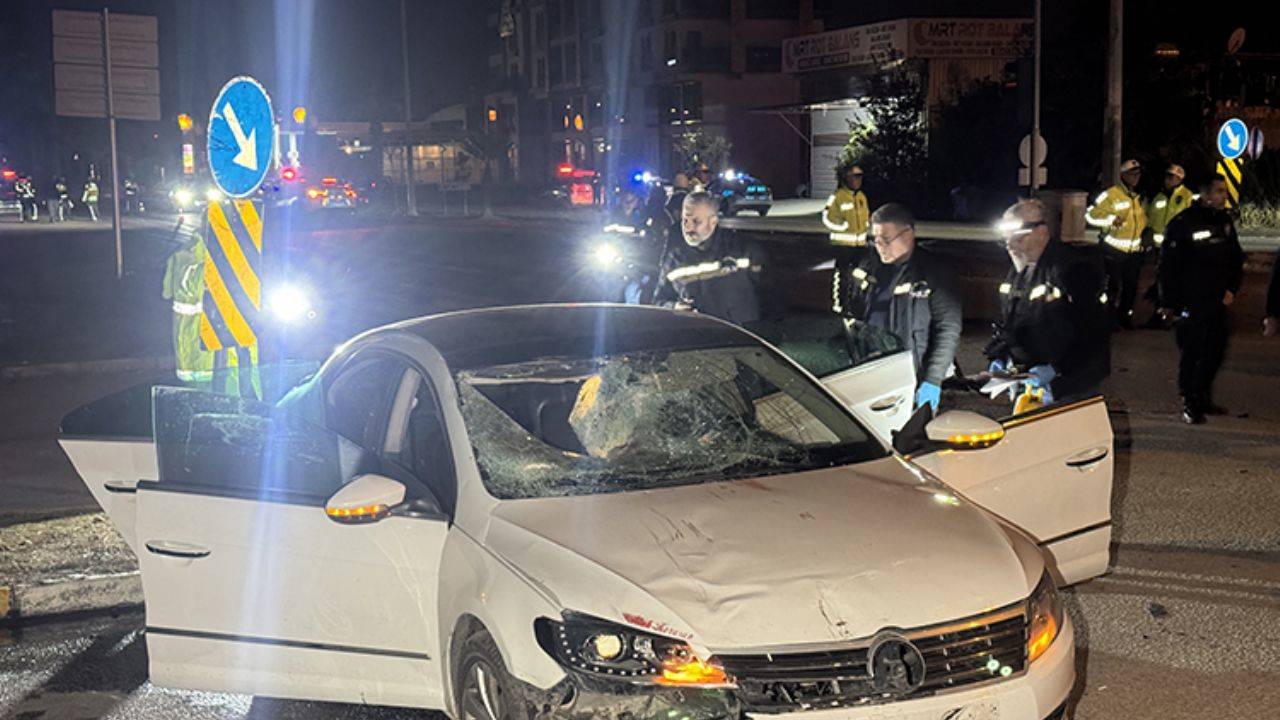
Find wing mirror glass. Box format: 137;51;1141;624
926;411;1005;450
325;473;406;524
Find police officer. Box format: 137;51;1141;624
655;190;761;325
986;199;1111;405
1087;158;1148;328
838;203;961;412
1157;174;1243;424
824;161;871;315
82;177;100;221
14;175;37;222
161;217;215;387
1141;164;1194;327
53;177;70;222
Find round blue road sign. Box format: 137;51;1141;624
1217;118;1247;160
207;76;275;198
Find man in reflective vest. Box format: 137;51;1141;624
161;217;214;387
1086;158;1148;328
1140;163;1195;327
824;161;870;314
655;190;762;325
82;178;100;221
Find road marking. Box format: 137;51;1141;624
1108;564;1280;591
1089;576;1279;603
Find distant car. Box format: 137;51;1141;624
168;182;225;212
0;174;24;219
304;177;361;212
63;304;1111;720
714;169;773;217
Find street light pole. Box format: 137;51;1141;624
1029;0;1042;196
1103;0;1123;185
400;0;418;217
103;8;124;278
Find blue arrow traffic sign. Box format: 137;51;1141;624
1217;118;1247;160
207;76;275;198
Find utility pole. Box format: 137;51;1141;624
103;8;124;278
1102;0;1123;186
1029;0;1042;196
400;0;418;217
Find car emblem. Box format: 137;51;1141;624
867;632;926;696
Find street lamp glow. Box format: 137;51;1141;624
292;106;307;124
268;284;314;323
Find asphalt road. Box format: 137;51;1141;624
1;213;1278;718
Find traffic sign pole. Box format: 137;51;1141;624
103;8;123;279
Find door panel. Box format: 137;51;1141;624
58;439;156;553
821;350;917;442
911;398;1114;585
136;385;449;708
136;487;447;708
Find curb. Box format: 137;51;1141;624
0;355;171;381
0;572;142;623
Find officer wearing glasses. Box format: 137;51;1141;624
835;203;961;412
986;199;1111;404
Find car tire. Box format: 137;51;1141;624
453;629;535;720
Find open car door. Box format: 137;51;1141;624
750;315;916;442
912;398;1114;585
131;386;449;709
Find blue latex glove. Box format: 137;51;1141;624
1025;365;1056;404
915;382;941;412
988;358;1007;373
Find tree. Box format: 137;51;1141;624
841;67;927;205
671;129;731;173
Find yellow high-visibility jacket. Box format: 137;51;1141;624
1145;184;1194;246
1086;184;1147;253
822;187;869;246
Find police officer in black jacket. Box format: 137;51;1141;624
1157;174;1244;424
837;203;961;412
986;199;1111;404
654;191;762;325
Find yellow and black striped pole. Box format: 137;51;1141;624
198;198;263;397
1216;157;1243;209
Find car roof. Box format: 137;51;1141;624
392;303;754;371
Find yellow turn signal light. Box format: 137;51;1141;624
656;657;731;687
1027;613;1058;663
326;504;390;523
947;429;1005;449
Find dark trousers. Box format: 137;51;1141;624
1175;308;1228;406
1104;247;1145;323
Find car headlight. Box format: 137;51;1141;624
591;241;621;268
205;187;223;202
267;283;314;324
1027;571;1064;663
536;614;732;687
173;189;193;207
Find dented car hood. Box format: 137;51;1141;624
486;457;1034;651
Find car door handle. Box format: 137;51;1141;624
1065;447;1110;468
870;394;905;412
103;480;138;494
144;540;211;559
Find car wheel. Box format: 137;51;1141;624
454;630;533;720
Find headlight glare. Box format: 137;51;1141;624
1027;571;1064;663
174;189;193;207
591;242;621;268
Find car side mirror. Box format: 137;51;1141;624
325;473;406;524
926;411;1005;450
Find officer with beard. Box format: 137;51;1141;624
654;191;761;325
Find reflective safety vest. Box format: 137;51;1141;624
1145;184;1194;246
82;182;99;203
162;239;215;384
822;187;869;246
1086;184;1147;253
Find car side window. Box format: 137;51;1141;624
384;371;457;516
325;355;404;451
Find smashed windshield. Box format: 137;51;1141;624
456;345;885;499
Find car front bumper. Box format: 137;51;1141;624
527;617;1074;720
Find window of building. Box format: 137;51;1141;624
565;41;579;84
534;10;546;45
549;45;564;86
663;81;702;124
677;0;730;20
746;45;782;73
562;0;576;34
745;0;795;19
547;1;562;40
536;57;548;88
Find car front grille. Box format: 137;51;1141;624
716;603;1028;714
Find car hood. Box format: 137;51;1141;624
486;457;1035;651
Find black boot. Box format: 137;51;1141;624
1181;397;1205;425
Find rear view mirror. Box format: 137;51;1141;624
325;474;406;524
926;411;1005;450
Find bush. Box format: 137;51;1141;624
1238;201;1280;231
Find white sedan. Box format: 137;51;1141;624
60;304;1112;720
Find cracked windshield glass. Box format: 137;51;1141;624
456;345;885;499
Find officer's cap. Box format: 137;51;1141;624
1166;164;1185;180
1120;159;1141;174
